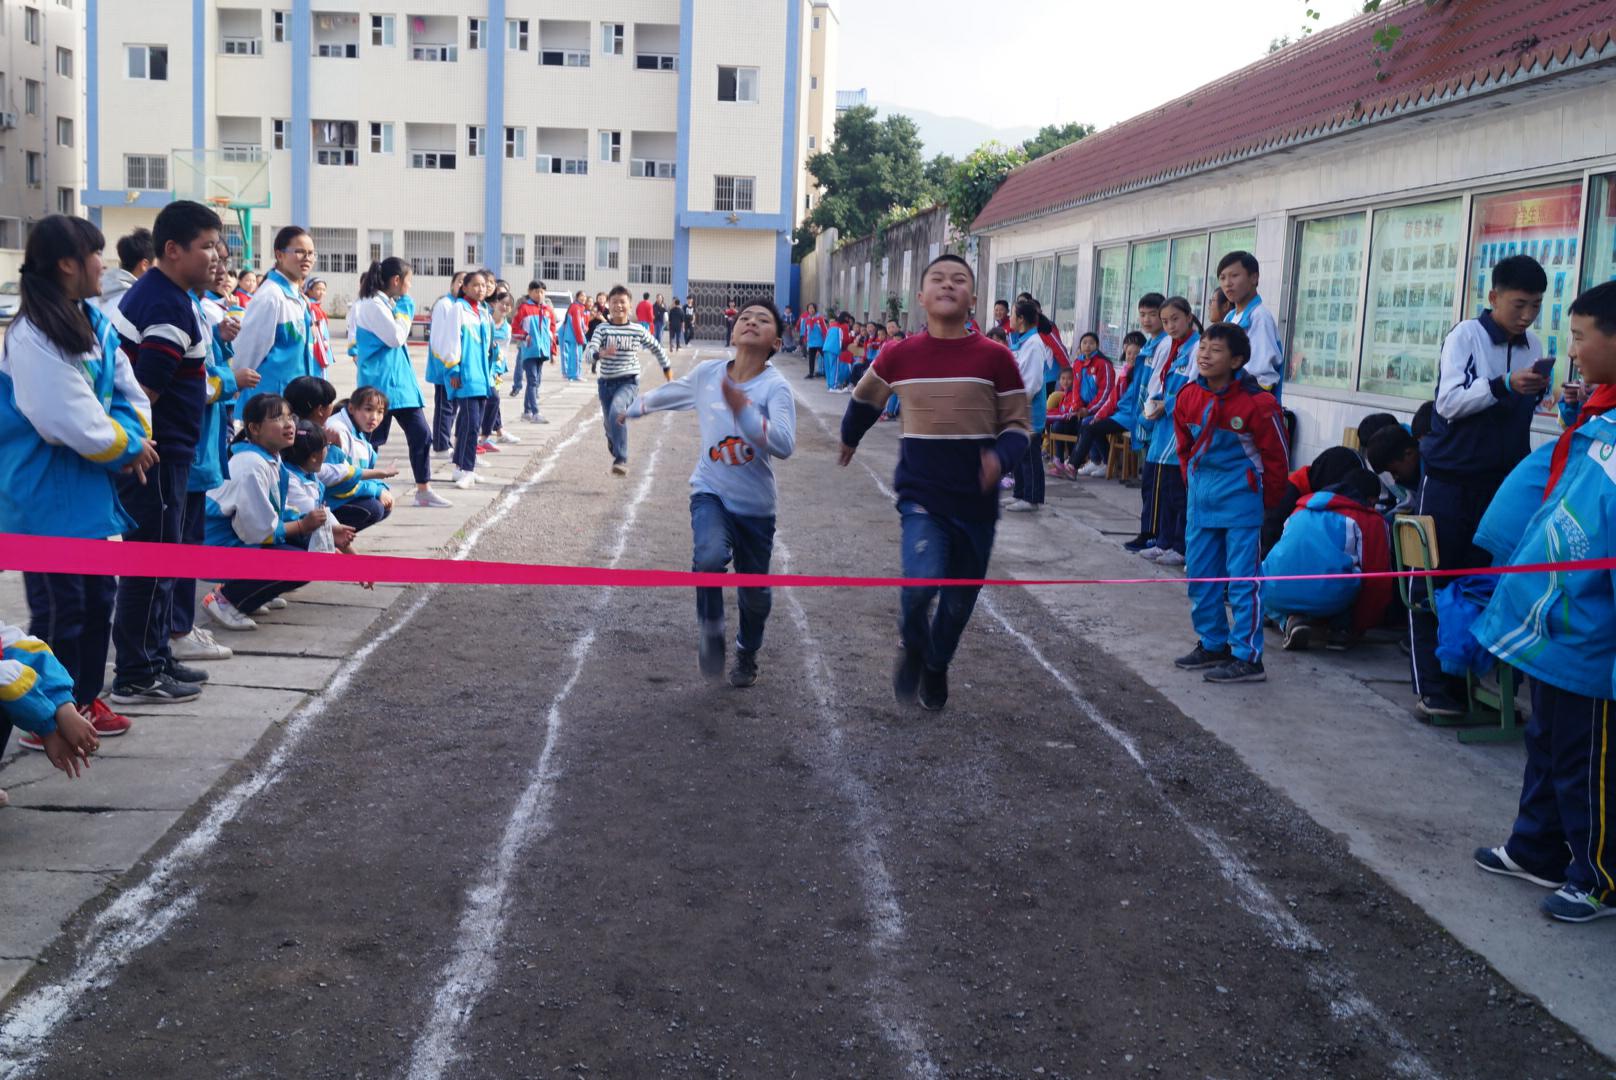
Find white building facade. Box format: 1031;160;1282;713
83;0;829;333
0;0;85;248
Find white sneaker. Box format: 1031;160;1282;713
495;431;522;444
453;471;477;490
1156;551;1186;567
533;413;550;425
452;468;476;484
265;597;288;611
1139;546;1167;561
431;448;453;459
201;591;257;632
414;489;454;508
1004;499;1039;512
1079;462;1107;477
170;626;233;661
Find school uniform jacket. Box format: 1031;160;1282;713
324;407;385;507
430;298;496;400
190;292;241;494
1145;333;1200;466
1421;311;1544;480
1115;333;1166;444
804;315;827;349
563;302;591;347
517;308;557;361
0;619;76;735
1261;489;1393;633
1074;352;1120;418
1173;371;1290;529
1228;294;1284;394
1009;328;1052;432
0;304;152;539
352;293;424;410
205;443;300;547
233;269;317;405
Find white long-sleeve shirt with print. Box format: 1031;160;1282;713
627;356;796;518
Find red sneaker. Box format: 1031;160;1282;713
474;444;488;455
16;731;45;752
86;698;132;737
478;441;501;454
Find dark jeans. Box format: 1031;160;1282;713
112;458;190;684
374;405;433;485
898;500;996;672
807;347;821;377
333;496;391;533
522;357;545;416
1151;463;1187;554
1409;470;1503;699
1012;438;1045;505
432;383;458;453
690;493;776;654
453;394;487;473
598;376;637;464
480;391;503;438
171;490;207;638
24;570;117;707
1073;418;1124;467
670;322;685;350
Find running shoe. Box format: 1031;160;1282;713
201;591;258;632
1281;616;1312;652
1156;551;1186;567
495;431;522;445
918;666;949;712
16;732;44;752
164;659;210;685
1417;691;1467;719
264;598;288;611
414;489;454;508
1004;499;1038;513
1204;658;1266;684
1473;846;1565;890
170;626;233;661
729;649;759;688
1138;546;1167;561
699;626;726;679
1079;462;1107;477
1541;886;1616;923
1175;644;1232;670
1122;535;1154;553
83;698;132;737
893;647;923;705
611;462;628;477
109;672;203;704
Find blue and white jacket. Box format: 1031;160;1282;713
424;294;458;387
0;304;152;539
1229;294;1284;397
1116;332;1166;445
429;298;495;400
1;618;76;735
323;406;386;507
1471;412;1616;700
190;291;240;494
1172;370;1291;529
205;443;299;547
518;308;555;362
233;269;317;405
352;293;424;410
1144;333;1200;466
1009;327;1052;432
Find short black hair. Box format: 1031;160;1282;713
608;284;632;300
642;292;651;300
528;279;544;292
1568;280;1616;335
994;299;1009;310
923;252;975;285
1202;321;1252;364
1123;330;1147;350
1013;297;1040;326
1365;425;1418;474
1492;254;1547;295
1216;250;1259;277
285;375;338;419
117;228;155;272
1410;400;1435;441
1356;412;1400;447
1333;468;1383;506
735;296;783;337
153;200;223;259
1137;292;1166;311
284;420;329;471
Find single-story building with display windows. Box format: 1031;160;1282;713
972;0;1616;465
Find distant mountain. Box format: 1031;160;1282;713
872;100;1040;160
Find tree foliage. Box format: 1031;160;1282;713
1021;122;1096;161
804;105;928;243
940;142;1028;239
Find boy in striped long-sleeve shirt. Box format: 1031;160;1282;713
587;285;672;476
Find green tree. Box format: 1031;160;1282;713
921;153;957;204
804;105;928;242
1020;122;1095;161
941;142;1029;237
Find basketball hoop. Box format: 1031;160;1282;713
206;195;232;210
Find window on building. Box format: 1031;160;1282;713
468;125;486;158
1288;212;1367;391
367;229;392;262
1054;254;1080;339
272;11;288;44
504;126;525;159
1092;246;1129;357
404;230;455;277
600;23;624;55
55;116;72;146
315;41;358;58
223;31;262;55
635;51;676;71
467;17;486;50
0;219;20;249
808;135;815;150
501;233;525;268
55;47;73;77
309;227;359;274
124;153;167;190
630;158;675;179
272;118;288;150
810;75;818;90
714;175;754;213
717;66;759;103
26;151;42;186
541;46;590;67
1585;172;1616;290
127;45;169;81
596;236;619;270
813;15;820;29
369;121;393;154
506;18;528;50
1126;239;1168;308
1167;233;1210;315
222;222;261;262
1466;181;1584;396
410;149;456;170
627;238;673;286
464;233;484;266
313;119;358;165
24;79;42;115
371;14;394;47
24;7;41;44
599;130;621;164
221;142;261;163
1360;197;1464;401
536;234;586;281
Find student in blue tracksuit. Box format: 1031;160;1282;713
432;270;497;490
803;302;827;379
1216;251;1285;398
427;272;470;454
233;226;318;406
0;214;156;741
1171;323;1290;685
478;281;521;449
517;290;557;424
1122;294;1167;552
1139;296;1202;566
1;617;101;780
1470;281;1616;924
325;386;398;533
822;313;847;393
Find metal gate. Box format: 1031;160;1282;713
688;280;774;340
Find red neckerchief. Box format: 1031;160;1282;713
1545;384;1616;501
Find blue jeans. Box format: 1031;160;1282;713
598;376;638;464
522;357;544;416
898;500;996;672
690;493;776;654
112;458;190;683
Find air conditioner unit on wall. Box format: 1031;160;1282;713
0;112;17;130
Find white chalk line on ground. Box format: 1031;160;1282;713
799;395;1442;1080
403;414;669;1080
0;411;599;1078
775;536;942;1080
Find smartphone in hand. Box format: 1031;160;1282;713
1532;357;1557;380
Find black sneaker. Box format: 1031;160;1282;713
728;649;759;688
699;628;726;680
1473;846;1566;890
1205;658;1267;684
164;659;210;684
918;666;949;712
1281;616;1312;652
1325;628;1352;652
1122;534;1154;553
109;673;202;704
893;647;923;705
1174;644;1232;671
1417;691;1467;719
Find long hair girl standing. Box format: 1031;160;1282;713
477;279;521;450
352;257;451;507
0;215;157;743
233;226;318;405
1139;296;1204;566
430;269;496;490
427;270;469;453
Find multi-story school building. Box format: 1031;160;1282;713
972;0;1616;465
0;0;85;249
81;0;834;334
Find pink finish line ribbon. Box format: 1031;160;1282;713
3;534;1614;590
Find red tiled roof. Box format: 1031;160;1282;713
973;0;1616;232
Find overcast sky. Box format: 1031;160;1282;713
835;0;1365;132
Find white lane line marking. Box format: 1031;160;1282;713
776;537;941;1080
0;414;599;1078
403;414;669;1080
797;396;1441;1080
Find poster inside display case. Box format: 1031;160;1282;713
1360;198;1463;400
1289;213;1365;390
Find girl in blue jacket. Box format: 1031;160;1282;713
432;270;497;489
1139;297;1202;566
2;617;101;786
233;226;318;406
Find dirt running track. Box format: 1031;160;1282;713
3;361;1610;1080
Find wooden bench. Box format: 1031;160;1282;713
1106;434;1140;481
